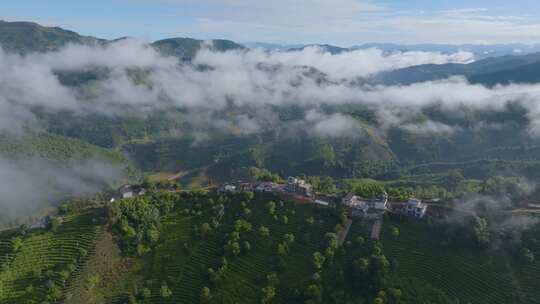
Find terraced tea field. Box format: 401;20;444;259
0;212;102;304
381;217;530;304
138;193;340;304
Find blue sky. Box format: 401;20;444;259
3;0;540;46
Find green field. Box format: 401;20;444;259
381;215;537;304
134;192;340;304
3;190;540;304
0;212;102;304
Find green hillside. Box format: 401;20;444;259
1;188;540;303
381;215;540;304
378;52;540;86
0;20;104;53
0;132;128;164
152;37;245;61
0;211;102;304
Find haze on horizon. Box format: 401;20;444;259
3;0;540;46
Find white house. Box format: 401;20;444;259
343;191;388;213
255;182;278;192
287;177;314;197
218;184;237;194
369;191;388;211
404;198;428;218
342;193;370;213
120;185;134;199
314;199;330;206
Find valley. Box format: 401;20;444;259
2;14;540;304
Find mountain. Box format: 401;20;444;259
288;44;349;54
353;43;540;59
376;52;540;86
0;20;244;60
244;41;540;59
0;20;104;53
242;41;304;50
243;42;349;54
151;37;245;61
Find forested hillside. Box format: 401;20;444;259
1;188;539;304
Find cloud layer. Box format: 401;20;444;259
2;39;540;139
0;157;123;219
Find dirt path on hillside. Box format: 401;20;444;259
371;220;382;240
64;230;143;304
338;219;353;246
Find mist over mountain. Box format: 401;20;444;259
3;12;540;304
243;41;540;59
2;19;540;217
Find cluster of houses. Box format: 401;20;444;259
218;178;430;219
339;191;430;219
286;177;314;198
217;181;280;195
109;185;147;203
403;198;428;218
342;191;388;216
218;176;315;198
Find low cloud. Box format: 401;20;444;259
0;157;124;218
402;120;461;135
1;40;540;139
305;110;362;138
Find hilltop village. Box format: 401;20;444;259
218;177;430;219
213;177;433;240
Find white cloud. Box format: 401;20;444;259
305;110;362;138
0;157;123;216
3;40;540;139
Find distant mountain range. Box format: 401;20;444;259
375;52;540;86
244;41;540;59
0;20;244;60
0;20;105;53
3;20;540;87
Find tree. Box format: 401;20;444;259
259;226;270;237
127;293;138;304
261;286;276;304
313;252;326;270
201;287;211;302
267;201;277;215
234;219;252;232
50;217;62;232
85;274;100;291
446;170;464;189
243;191;255;201
306;284;322;302
284;233;295;245
391;227;400;238
244;241;251;252
373;297;384;304
266;273;280;286
232;241;241;255
472;216;490;248
200;222;212;237
160;283;173;298
319;176;336;193
388;288;403;304
277;244;288;257
521;247;535;263
10;237;23;253
141;287;151;299
353;258;369;275
317;142;336;168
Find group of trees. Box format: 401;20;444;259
249;167;282;183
